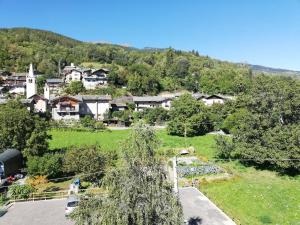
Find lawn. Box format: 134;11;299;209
49;129;216;158
49;129;300;225
201;162;300;225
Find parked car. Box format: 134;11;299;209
65;195;80;216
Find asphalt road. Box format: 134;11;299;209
0;199;74;225
179;187;236;225
1;188;236;225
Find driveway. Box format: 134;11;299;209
0;199;74;225
179;187;236;225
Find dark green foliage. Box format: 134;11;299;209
135;107;169;125
0;100;50;156
26;153;63;178
65;81;85;95
80;115;94;128
63;146;106;181
71;123;183;225
217;75;300;174
8;184;35;200
167;94;212;136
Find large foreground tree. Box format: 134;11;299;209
0;100;50;156
71;123;183;225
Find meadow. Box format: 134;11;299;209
49;129;300;225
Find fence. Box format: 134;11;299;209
0;187;105;206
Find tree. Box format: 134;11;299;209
71;123;183;225
0;100;50;156
26;153;63;178
63;146;106;181
167;94;211;136
65;81;85;95
24;118;51;157
218;75;300;174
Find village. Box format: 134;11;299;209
0;63;233;124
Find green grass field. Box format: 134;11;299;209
49;129;300;225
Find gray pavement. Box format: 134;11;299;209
1;188;236;225
179;187;236;225
0;199;74;225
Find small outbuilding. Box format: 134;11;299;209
0;149;23;178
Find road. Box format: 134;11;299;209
0;199;74;225
179;187;236;225
1;188;236;225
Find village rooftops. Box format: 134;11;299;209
50;95;83;103
0;98;34;105
46;78;64;84
133;96;167;103
77;95;112;101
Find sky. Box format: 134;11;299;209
0;0;299;70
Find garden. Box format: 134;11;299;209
48;129;300;225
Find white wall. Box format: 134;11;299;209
80;101;110;120
34;99;47;112
202;98;224;106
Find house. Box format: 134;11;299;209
0;98;34;111
110;96;134;111
29;94;48;113
65;69;83;83
8;85;26;96
192;93;234;106
50;96;81;120
79;95;111;120
133;96;171;111
50;95;111;121
44;78;64;99
82;68;109;89
3;73;26;86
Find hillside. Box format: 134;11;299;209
0;27;289;95
249;64;300;77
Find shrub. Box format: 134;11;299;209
8;184;35;200
26;175;48;189
63;145;106;182
26;153;63;178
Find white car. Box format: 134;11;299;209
65;195;79;216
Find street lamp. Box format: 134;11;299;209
173;149;189;194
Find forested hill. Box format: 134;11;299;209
0;27;293;95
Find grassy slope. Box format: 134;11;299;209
49;129;300;225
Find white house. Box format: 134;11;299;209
133;96;171;111
50;95;111;121
9;85;25;96
79;95;111;120
82;69;108;90
29;94;48;113
50;96;81;120
65;69;82;83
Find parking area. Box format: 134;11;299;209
0;188;236;225
179;187;236;225
0;199;74;225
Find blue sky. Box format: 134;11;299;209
0;0;299;70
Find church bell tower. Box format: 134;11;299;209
26;63;37;99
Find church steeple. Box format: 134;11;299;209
28;63;34;77
26;63;37;99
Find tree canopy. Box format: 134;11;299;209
71;123;183;225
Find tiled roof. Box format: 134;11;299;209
133;96;166;102
46;79;64;83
